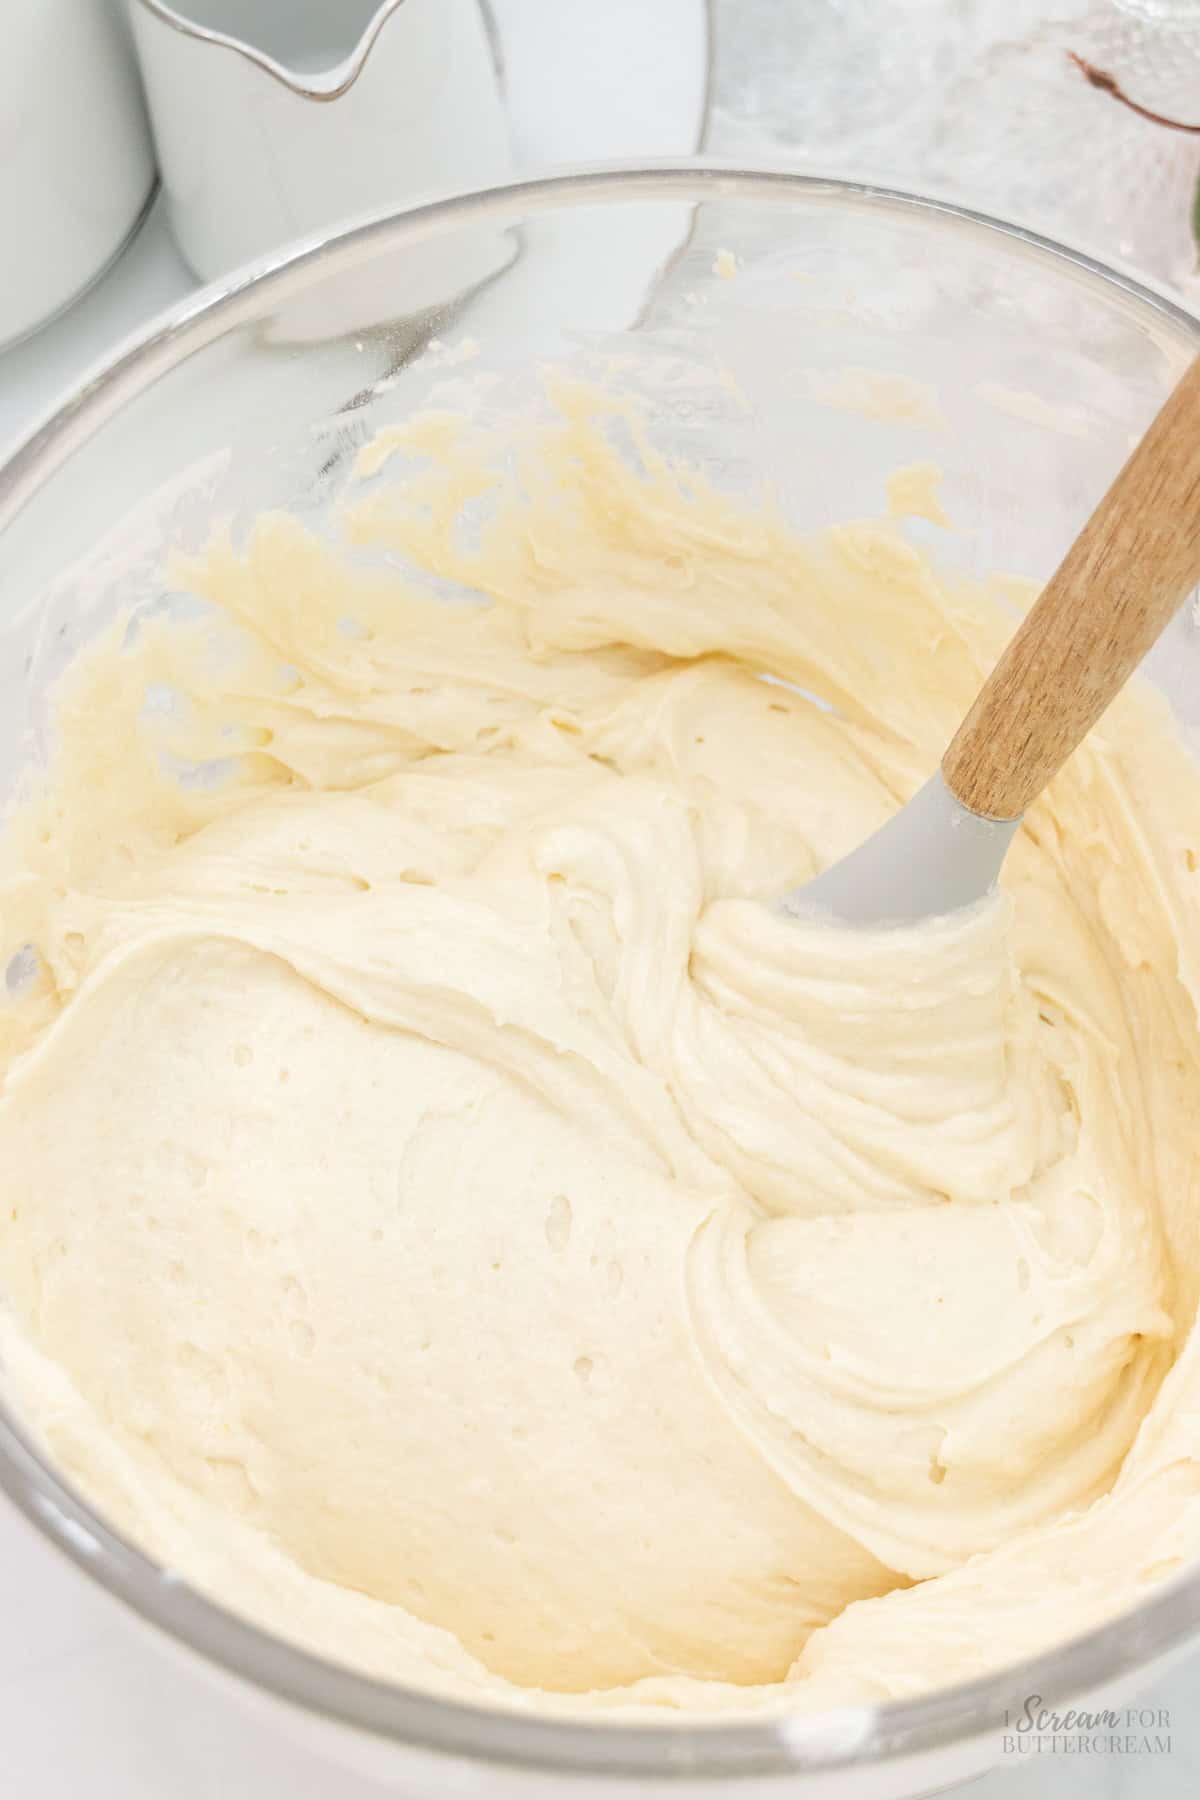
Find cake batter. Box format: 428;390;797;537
1;382;1199;1714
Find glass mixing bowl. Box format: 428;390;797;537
1;164;1199;1799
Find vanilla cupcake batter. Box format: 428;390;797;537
2;383;1200;1714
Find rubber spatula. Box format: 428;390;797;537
783;358;1200;926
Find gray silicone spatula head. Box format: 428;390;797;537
780;357;1200;928
781;773;1019;926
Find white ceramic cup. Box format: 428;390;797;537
0;0;156;349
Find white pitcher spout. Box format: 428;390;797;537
134;0;422;99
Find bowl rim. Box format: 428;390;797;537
2;157;1200;1782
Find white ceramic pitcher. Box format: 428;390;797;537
128;0;512;280
2;0;155;347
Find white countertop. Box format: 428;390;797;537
3;2;1200;1794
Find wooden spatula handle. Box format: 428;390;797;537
942;357;1200;821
